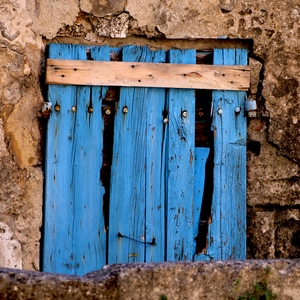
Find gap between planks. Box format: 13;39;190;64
46;59;250;91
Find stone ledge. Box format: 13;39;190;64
0;260;300;299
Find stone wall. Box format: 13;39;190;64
0;0;299;270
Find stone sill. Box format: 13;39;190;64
0;260;300;299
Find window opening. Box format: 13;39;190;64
42;43;248;272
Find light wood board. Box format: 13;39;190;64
46;59;250;91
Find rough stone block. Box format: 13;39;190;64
275;210;300;259
247;211;275;259
1;260;300;299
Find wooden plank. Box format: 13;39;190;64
71;46;109;275
46;59;250;91
202;49;247;260
108;46;166;264
193;147;210;256
165;49;196;261
144;50;166;263
43;44;82;275
43;44;109;275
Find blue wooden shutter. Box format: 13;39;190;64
43;44;247;275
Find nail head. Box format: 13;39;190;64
235;106;241;113
182;110;188;118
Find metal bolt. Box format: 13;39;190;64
105;109;111;115
182;110;188;118
88;107;93;113
123;106;128;113
71;106;77;113
163;118;169;124
217;108;223;115
234;106;241;114
54;104;60;112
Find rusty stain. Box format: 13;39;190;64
207;215;212;225
189;149;193;166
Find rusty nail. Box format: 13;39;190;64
163;118;168;124
105;109;111;115
182;110;188;118
128;253;138;257
71;106;77;112
217;108;223;115
54;104;60;112
123;106;128;113
235;106;241;114
88;107;93;113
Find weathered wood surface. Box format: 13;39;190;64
193;147;210;256
43;44;109;275
108;46;166;264
46;59;250;91
165;49;196;261
44;44;248;275
195;48;247;261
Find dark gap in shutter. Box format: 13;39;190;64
194;52;214;255
100;48;121;253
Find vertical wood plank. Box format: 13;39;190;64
204;48;247;260
108;46;166;264
43;44;80;274
71;46;110;275
193;147;210;256
144;51;167;262
43;44;109;275
166;49;196;261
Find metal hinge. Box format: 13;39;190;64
245;99;257;117
41;102;52;119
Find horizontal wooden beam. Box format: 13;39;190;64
46;59;250;91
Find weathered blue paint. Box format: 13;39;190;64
193;147;210;255
44;44;248;273
108;46;166;264
196;48;247;260
43;44;109;275
165;49;196;261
